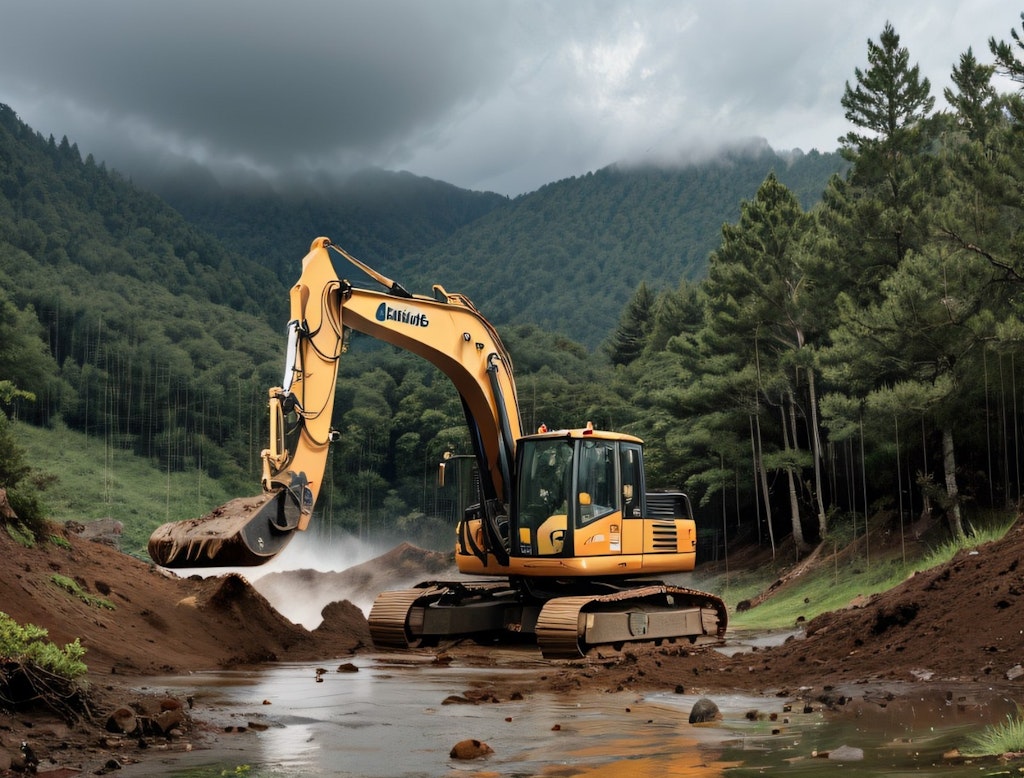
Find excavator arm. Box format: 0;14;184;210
148;238;522;567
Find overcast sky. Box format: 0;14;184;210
0;1;1017;196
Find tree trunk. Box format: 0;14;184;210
806;365;828;538
942;426;966;539
753;410;776;558
781;397;808;552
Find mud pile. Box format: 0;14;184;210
0;522;369;676
741;521;1024;688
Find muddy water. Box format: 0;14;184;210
121;652;1018;778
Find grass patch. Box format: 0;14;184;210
50;574;116;610
727;512;1017;632
4;522;35;548
13;420;245;558
965;708;1024;756
48;533;72;550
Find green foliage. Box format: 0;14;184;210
0;408;50;540
0;611;87;680
12;420;239;557
0;103;285;486
408;148;843;349
3;14;1024;560
840;22;935;151
50;574;115;610
4;522;34;548
729;511;1015;631
606;282;655;366
965;707;1024;756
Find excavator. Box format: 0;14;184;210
148;238;727;658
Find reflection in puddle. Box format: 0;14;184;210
120;655;1016;777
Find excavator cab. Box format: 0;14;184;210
511;425;646;560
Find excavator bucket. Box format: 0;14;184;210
148;485;304;568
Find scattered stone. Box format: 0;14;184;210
96;757;123;773
449;739;493;760
825;745;864;761
337;662;359;673
153;707;186;734
1006;664;1024;681
815;741;864;761
689;698;721;724
106;707;138;735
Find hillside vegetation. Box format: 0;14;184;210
2;17;1024;569
152;145;845;348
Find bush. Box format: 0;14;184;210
0;611;87;680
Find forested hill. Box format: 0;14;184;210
407;147;844;346
0;103;286;488
153;167;509;284
151;145;844;349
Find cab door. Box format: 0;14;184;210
573;438;623;557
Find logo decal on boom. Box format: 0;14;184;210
375;302;429;327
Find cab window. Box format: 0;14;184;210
577;439;616;525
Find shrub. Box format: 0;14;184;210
0;611;87;680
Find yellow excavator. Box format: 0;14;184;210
148;238;727;658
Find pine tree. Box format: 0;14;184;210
606;282;655;367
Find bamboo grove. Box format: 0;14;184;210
609;18;1024;554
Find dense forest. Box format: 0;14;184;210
612;18;1024;555
2;15;1024;561
152;143;844;349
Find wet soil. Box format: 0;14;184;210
1;516;1023;775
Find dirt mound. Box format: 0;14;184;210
253;541;455;626
592;519;1024;697
0;521;368;676
741;520;1024;687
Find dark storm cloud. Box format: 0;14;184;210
0;0;1013;195
2;1;511;168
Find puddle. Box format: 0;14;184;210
119;655;1020;777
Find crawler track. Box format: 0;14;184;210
368;581;727;659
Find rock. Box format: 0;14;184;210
106;707;138;735
449;739;493;760
689;698;721;724
153;707;186;734
1006;664;1024;681
824;745;864;761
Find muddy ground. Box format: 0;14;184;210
1;516;1022;775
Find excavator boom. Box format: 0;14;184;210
149;237;520;568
